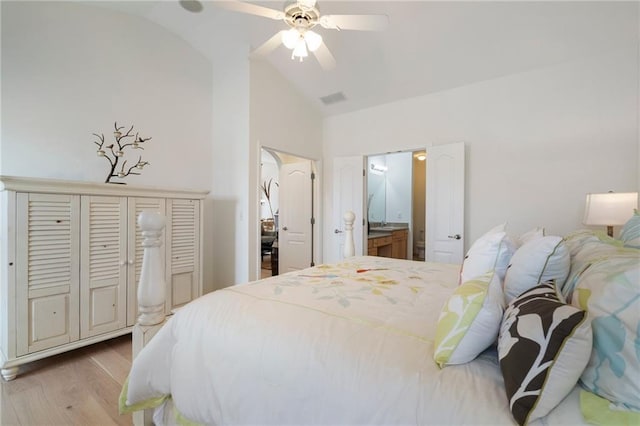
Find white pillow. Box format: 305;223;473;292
516;227;544;247
460;223;515;283
434;270;504;367
503;236;570;303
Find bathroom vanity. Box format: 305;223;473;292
367;225;408;259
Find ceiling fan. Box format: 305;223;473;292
215;0;389;70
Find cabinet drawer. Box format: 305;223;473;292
392;230;408;240
373;236;392;247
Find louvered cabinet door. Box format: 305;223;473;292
126;197;166;326
80;196;127;338
165;199;200;312
15;193;80;356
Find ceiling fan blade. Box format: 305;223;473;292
215;1;285;20
313;41;336;71
319;14;389;31
250;31;285;57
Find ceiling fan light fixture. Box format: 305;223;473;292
292;38;309;61
304;30;322;52
282;28;300;49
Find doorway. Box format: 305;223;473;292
332;142;464;264
259;148;318;278
366;150;426;261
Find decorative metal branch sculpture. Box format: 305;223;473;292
93;122;151;184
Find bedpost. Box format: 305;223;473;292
133;211;167;426
343;210;356;258
136;212;167;326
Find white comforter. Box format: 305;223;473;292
123;256;585;425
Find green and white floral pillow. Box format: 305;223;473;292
434;271;504;367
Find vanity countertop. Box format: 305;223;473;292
367;231;392;239
369;223;409;232
368;224;409;239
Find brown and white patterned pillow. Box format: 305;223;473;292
498;283;591;425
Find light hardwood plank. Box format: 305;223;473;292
0;335;133;426
86;343;132;386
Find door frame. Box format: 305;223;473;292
251;144;321;281
328;143;465;264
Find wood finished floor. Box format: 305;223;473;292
1;334;133;426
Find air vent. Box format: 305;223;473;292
320;92;347;105
179;0;203;13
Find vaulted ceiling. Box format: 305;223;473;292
92;1;638;116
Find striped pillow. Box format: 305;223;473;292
620;209;640;248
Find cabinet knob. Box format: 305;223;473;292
128;260;134;265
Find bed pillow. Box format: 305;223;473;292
460;223;515;283
619;209;640;248
572;250;640;411
498;283;591;426
434;270;504;367
516;227;544;247
503;236;570;304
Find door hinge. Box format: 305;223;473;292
363;169;366;177
311;172;315;180
310;217;315;225
362;218;365;226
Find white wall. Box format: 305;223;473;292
1;2;221;290
249;60;323;280
323;46;639;256
1;2;212;189
208;41;251;289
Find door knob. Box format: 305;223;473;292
282;226;288;231
334;229;343;234
447;234;461;240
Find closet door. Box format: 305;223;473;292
80;196;127;338
16;193;80;355
166;199;200;312
126;197;165;326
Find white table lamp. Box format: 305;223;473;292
583;192;638;237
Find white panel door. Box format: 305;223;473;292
426;142;465;263
330;156;365;263
80;196;127;338
279;161;313;273
16;192;80;355
126;197;165;326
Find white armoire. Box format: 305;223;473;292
0;176;207;380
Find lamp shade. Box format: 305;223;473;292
583;192;638;226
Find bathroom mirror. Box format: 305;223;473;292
367;152;412;225
367;161;386;223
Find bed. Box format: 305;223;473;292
121;212;640;426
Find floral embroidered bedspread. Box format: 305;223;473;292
122;256;586;425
